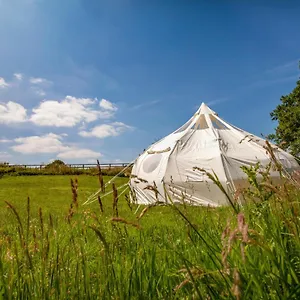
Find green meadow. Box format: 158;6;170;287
0;173;300;299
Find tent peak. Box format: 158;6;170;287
196;102;216;115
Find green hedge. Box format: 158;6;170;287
0;165;131;177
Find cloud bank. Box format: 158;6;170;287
0;73;133;162
11;133;102;160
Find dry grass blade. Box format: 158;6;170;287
143;183;159;200
137;177;148;183
111;217;141;229
193;167;238;214
137;205;155;221
231;268;241;300
89;225;108;250
173;279;191;293
67;178;79;223
97;159;105;193
263;140;282;172
70;178;78;209
112;183;119;217
39;207;44;236
260;182;283;197
98;195;104;213
5;201;25;249
67;203;74;224
49;213;53;229
26;197;30;240
125;194;132;211
5;201;23;236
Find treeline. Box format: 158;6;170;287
0;160;131;177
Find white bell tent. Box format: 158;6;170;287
129;103;299;206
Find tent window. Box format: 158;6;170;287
209;115;228;130
143;154;162;173
191;114;209;130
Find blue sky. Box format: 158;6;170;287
0;0;299;164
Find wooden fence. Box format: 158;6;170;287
5;163;132;170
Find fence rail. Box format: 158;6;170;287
4;163;132;170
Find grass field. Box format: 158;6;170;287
0;172;300;299
0;175;129;217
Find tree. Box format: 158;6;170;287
46;159;66;168
268;76;300;157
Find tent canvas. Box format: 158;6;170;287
129;103;299;206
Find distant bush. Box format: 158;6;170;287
46;159;66;168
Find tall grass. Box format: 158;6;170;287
0;157;300;298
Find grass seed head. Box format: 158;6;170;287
111;217;141;229
231;268;241;300
112;183;119;217
97;159;105;193
97;195;104;213
137;205;153;221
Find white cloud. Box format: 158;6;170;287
79;122;132;139
130;100;160;110
0;101;27;124
10;133;102;161
31;87;46;97
57;148;101;159
0;77;9;88
30;95;116;127
27;76;52;96
29;77;51;85
99;98;117;111
0;139;11;143
14;73;23;81
11;133;69;154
